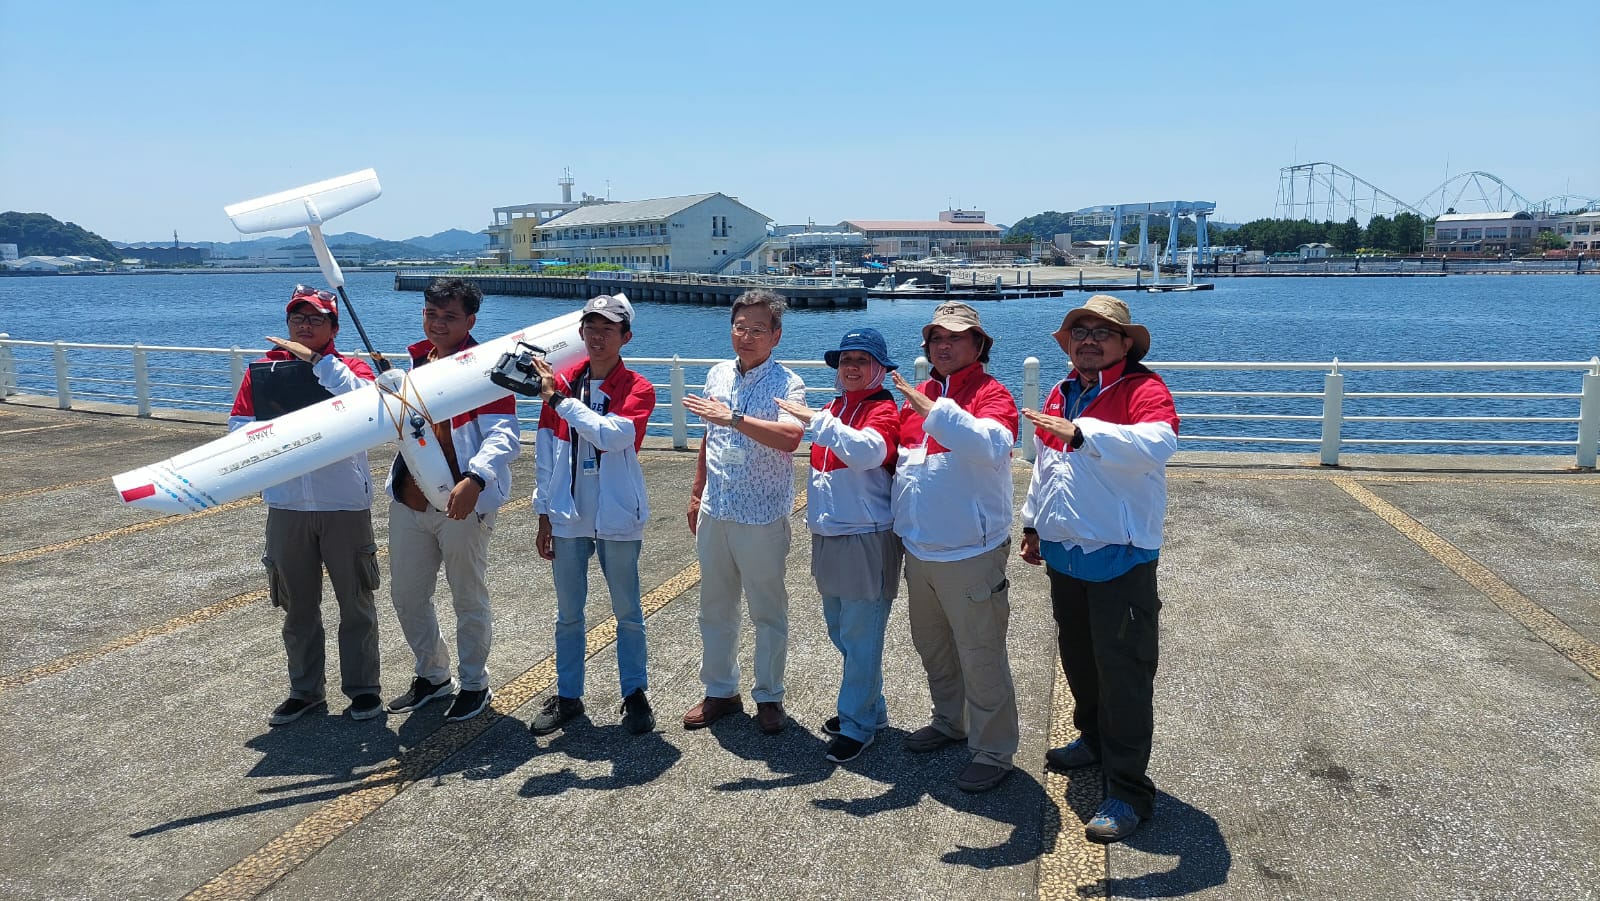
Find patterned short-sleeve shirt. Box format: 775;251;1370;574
700;357;807;525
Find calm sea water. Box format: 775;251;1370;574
3;271;1597;454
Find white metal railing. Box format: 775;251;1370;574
397;268;862;289
1;334;1596;468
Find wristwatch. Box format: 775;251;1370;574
730;410;745;428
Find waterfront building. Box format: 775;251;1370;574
1;244;16;261
839;212;1002;260
1299;242;1333;260
531;193;771;273
482;170;611;265
1540;210;1600;252
1430;211;1537;254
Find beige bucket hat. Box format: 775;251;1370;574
921;301;995;354
1054;294;1151;362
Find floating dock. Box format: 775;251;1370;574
395;270;867;308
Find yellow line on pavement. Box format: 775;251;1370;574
0;497;261;566
0;587;268;693
0;423;77;437
1333;477;1600;681
1037;665;1108;899
0;477;110;503
0;547;394;694
183;559;707;901
186;498;808;899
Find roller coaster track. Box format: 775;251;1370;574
1276;162;1597;221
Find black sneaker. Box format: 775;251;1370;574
386;675;457;714
347;693;385;721
530;696;585;735
267;697;325;726
445;687;493;722
822;716;842;737
825;733;873;764
620;689;656;735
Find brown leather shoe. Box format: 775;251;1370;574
682;695;742;729
755;701;787;734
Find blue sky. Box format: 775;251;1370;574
2;1;1595;243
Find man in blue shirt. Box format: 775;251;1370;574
1019;295;1180;843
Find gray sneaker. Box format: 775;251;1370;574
386;676;457;714
1085;798;1143;843
530;696;585;735
267;697;325;726
347;693;385;721
445;687;493;723
1045;737;1100;771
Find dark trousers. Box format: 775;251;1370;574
264;508;382;701
1048;559;1161;818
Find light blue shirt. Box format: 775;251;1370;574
700;357;807;525
1041;376;1158;581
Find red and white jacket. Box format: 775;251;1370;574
1020;358;1179;551
532;359;657;541
384;336;522;515
892;364;1019;562
804;387;900;537
228;345;375;512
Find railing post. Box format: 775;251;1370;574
1021;356;1040;462
133;343;151;417
1576;358;1600;470
0;334;15;399
230;346;246;396
1320;359;1344;466
914;355;930;382
670;355;687;449
53;341;72;409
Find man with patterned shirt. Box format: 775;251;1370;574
681;290;807;735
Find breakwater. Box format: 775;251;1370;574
393;270;867;308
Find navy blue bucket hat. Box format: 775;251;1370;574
824;327;899;370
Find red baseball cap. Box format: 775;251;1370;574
286;284;338;317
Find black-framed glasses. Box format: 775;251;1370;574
1069;326;1125;342
291;285;335;302
288;313;329;327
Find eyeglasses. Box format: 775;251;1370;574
1069;326;1125;342
292;285;335;302
288;314;329;327
731;325;772;339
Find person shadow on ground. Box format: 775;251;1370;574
519;718;683;797
131;711;403;838
1098;790;1231;898
705;712;834;792
809;728;1050;869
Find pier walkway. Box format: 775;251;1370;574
1;400;1596;900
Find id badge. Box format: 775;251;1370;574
904;444;928;466
719;445;748;466
581;457;599;476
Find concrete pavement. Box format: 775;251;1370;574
1;400;1596;900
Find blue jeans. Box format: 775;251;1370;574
553;536;648;699
822;594;892;742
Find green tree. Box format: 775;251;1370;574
1535;230;1569;251
1391;213;1426;253
1363;214;1394;251
1333;217;1362;253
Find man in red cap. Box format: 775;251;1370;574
228;285;382;726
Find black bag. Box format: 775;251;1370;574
249;360;333;420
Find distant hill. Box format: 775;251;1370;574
404;229;486;253
276;240;437;262
2;211;122;261
119;227;483;259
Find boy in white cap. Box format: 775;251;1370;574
528;293;660;736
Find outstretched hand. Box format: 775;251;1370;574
773;396;815;425
890;371;934;417
1022;408;1078;443
266;336;316;363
